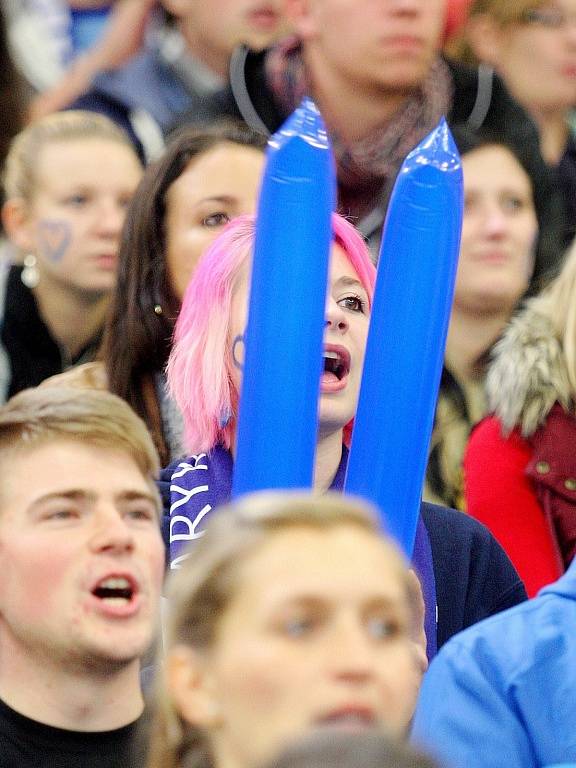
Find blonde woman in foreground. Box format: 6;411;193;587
148;492;424;768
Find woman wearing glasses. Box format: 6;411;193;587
451;0;576;244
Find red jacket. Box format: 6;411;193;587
464;404;576;596
463;306;576;597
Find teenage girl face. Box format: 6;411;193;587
229;244;371;439
167;523;420;768
164;142;265;301
454;144;538;316
13;137;142;296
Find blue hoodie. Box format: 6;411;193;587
412;556;576;768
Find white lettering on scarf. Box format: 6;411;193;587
169;454;212;570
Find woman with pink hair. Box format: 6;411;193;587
159;212;526;661
166;212;374;462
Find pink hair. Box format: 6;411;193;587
167;213;376;453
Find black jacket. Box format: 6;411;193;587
0;265;102;403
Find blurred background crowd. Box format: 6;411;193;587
1;2;576;767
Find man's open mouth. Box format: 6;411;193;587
92;576;136;604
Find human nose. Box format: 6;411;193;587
89;507;135;555
325;298;349;334
328;618;376;683
566;19;576;44
481;203;508;238
95;197;125;237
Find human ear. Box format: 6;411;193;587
166;645;223;729
2;198;36;253
465;14;504;67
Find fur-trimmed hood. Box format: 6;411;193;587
487;305;572;437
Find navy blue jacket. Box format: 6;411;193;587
159;453;526;653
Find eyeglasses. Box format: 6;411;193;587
521;6;576;29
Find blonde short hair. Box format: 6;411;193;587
3;110;138;202
0;387;159;497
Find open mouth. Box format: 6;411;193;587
92;576;136;605
323;347;351;382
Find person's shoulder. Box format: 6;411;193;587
420;500;489;540
437;580;570;670
420;501;527;645
71;46;170;121
39;361;108;391
420;501;505;584
465;415;532;472
420;500;517;569
91;47;162;92
468;414;505;444
421;501;525;590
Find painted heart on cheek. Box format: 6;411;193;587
37;219;72;263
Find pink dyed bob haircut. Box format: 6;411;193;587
167;213;376;453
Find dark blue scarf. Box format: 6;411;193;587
163;444;438;659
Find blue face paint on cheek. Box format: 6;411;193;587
232;334;245;371
36;219;72;263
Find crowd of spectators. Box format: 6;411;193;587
1;1;576;767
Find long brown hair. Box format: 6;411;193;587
102;122;267;463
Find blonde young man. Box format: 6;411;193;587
0;387;164;768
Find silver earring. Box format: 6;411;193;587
154;304;163;316
21;254;39;289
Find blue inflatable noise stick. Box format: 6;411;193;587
344;118;463;557
232;97;336;498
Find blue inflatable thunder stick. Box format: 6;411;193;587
345;119;463;557
232;98;336;497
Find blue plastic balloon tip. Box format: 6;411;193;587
405;117;461;172
271;96;330;151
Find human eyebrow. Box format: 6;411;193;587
31;490;91;505
362;595;407;613
335;276;365;290
27;490;93;518
273;594;327;610
117;490;162;520
194;194;237;208
60;184;93;197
